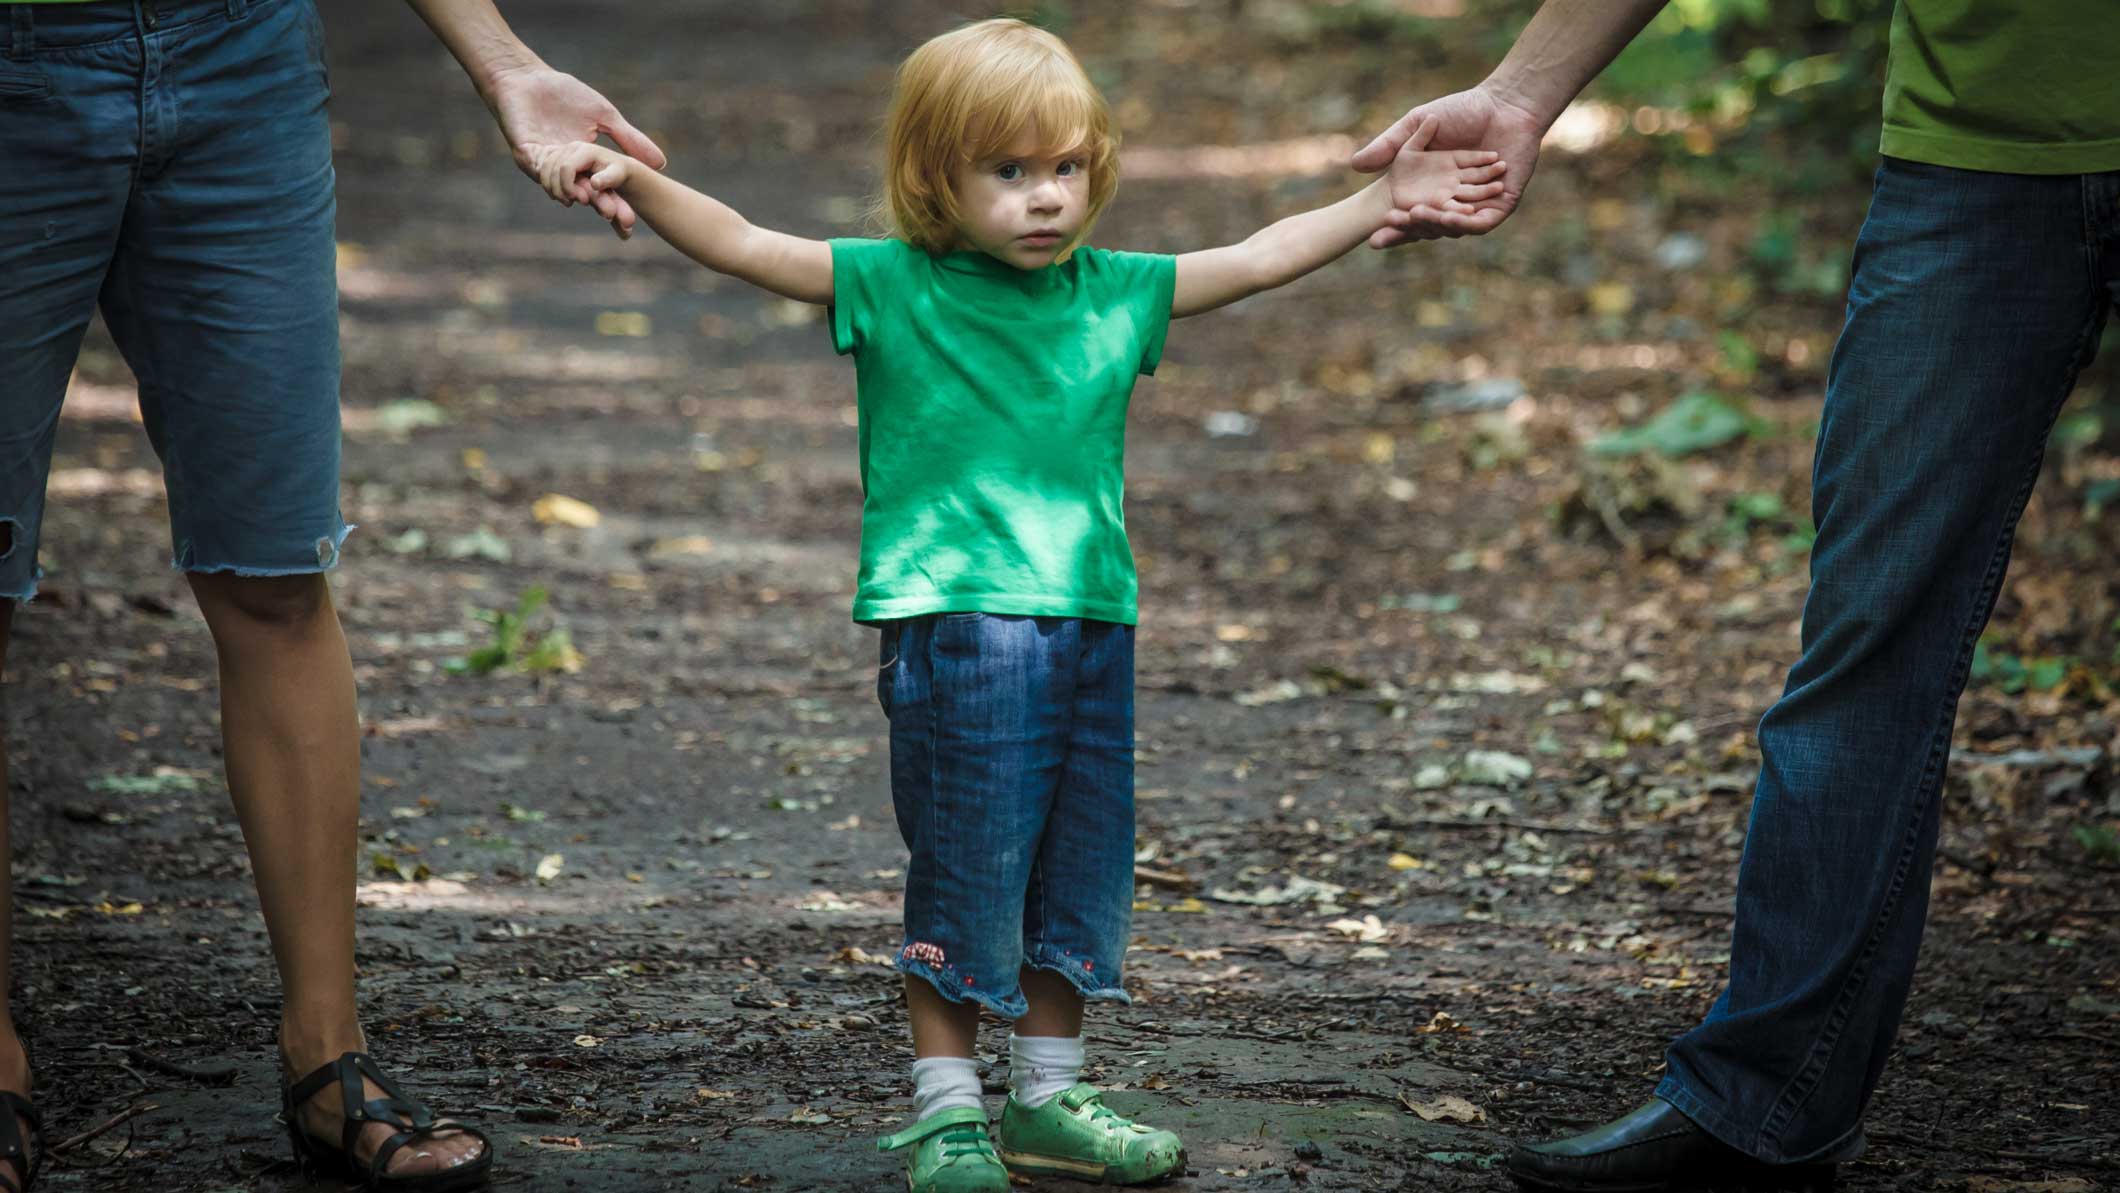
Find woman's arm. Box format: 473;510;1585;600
1173;132;1503;319
401;0;666;235
540;143;834;306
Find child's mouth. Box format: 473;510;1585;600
1019;231;1063;248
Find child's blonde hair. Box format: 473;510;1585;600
881;18;1120;261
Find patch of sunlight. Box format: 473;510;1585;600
1545;100;1628;155
1123;133;1359;182
47;468;163;499
357;880;651;914
59;376;140;424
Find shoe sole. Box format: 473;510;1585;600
999;1146;1188;1186
1506;1162;1837;1193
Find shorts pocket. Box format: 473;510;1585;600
0;68;53;106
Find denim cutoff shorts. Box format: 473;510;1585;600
0;0;345;601
877;612;1137;1019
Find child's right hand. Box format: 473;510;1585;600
536;141;642;233
1379;116;1508;233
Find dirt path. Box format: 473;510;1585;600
7;2;2115;1190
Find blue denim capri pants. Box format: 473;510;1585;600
0;0;345;601
877;613;1137;1019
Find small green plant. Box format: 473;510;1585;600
1969;639;2069;695
2074;824;2120;866
446;585;583;676
1593;392;1765;458
1721;490;1786;540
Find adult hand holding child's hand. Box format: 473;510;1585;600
1354;85;1545;247
536;141;640;237
488;63;665;237
1379;115;1510;236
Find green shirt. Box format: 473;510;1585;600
828;238;1176;626
1880;0;2120;174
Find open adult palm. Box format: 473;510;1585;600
489;65;666;237
1352;86;1544;247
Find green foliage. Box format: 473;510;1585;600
1717;330;1761;383
1597;0;1893;186
446;585;583;677
1001;1;1074;33
2085;478;2120;517
1302;0;1446;47
1722;490;1784;537
1969;639;2070;695
2076;824;2120;867
1592;392;1763;458
1749;211;1849;298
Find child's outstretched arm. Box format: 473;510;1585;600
538;142;833;305
1171;119;1504;319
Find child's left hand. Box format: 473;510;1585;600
535;140;644;238
1382;115;1508;229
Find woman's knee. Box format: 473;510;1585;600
189;572;333;631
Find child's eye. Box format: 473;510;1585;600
997;163;1023;181
1057;159;1084;176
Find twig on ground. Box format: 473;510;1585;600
126;1047;241;1086
1133;865;1197;892
49;1101;158;1157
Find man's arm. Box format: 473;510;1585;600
1352;0;1669;246
402;0;667;236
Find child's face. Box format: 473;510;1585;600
950;137;1090;269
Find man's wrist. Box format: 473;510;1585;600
1475;73;1557;132
476;54;547;103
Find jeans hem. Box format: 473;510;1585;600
895;956;1028;1020
1024;944;1130;1006
1655;1074;1865;1166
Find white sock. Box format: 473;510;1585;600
911;1056;984;1121
1008;1034;1084;1109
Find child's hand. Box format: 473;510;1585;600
536;141;643;237
1381;115;1507;232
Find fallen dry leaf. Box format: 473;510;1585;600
532;493;601;529
1401;1093;1485;1124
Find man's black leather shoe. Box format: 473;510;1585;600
1506;1100;1856;1191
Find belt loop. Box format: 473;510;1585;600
227;0;250;18
7;9;31;63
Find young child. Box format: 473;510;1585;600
537;18;1501;1191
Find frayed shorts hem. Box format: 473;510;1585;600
169;522;355;578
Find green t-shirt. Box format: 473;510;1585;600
828;238;1176;626
1880;0;2120;174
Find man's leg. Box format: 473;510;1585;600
88;1;484;1178
1658;161;2114;1164
1511;160;2116;1187
0;3;146;1177
183;573;481;1173
0;599;26;1167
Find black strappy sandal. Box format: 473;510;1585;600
0;1091;40;1193
281;1052;492;1192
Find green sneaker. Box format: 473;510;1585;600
876;1106;1009;1193
997;1083;1186;1185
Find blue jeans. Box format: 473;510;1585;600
1658;158;2120;1163
878;613;1136;1019
0;0;344;601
